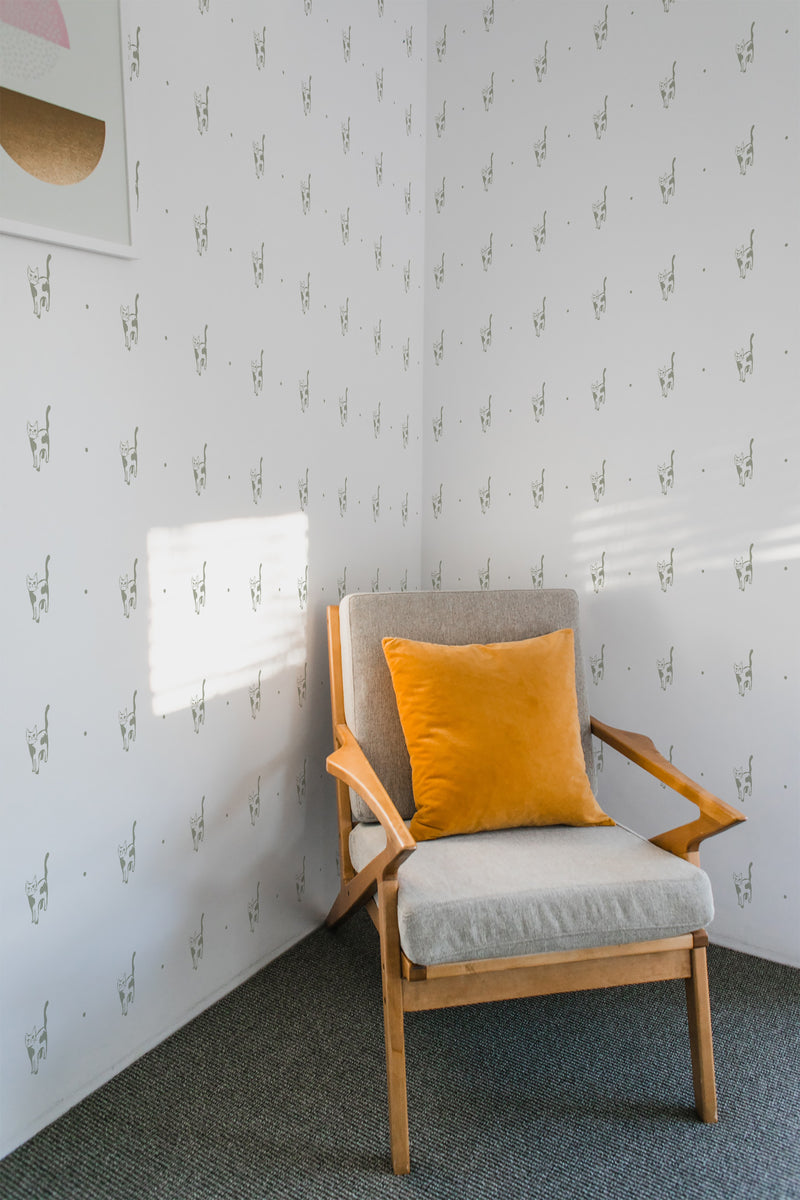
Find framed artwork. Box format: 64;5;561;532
0;0;133;257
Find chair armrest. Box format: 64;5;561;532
327;724;416;868
590;716;746;863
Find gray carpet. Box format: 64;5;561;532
1;912;798;1200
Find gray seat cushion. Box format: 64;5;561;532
350;822;714;966
339;589;594;823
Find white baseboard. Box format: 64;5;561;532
709;932;800;971
2;922;320;1162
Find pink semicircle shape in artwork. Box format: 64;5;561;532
0;0;70;48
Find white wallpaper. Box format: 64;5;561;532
1;0;797;1160
422;1;799;966
0;0;425;1157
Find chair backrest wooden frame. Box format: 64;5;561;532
325;596;746;1174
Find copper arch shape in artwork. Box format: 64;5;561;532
0;86;105;184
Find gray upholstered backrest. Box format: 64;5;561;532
338;589;595;823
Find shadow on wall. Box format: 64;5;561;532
146;513;308;717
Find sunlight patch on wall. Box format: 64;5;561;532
147;513;308;717
571;500;800;589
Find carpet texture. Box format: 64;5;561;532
1;913;798;1200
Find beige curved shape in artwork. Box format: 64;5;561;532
0;86;105;184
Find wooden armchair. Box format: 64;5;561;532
325;590;745;1174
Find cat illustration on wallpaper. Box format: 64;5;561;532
191;681;206;734
251;349;264;396
249;883;260;931
658;451;676;496
27;405;51;470
734;651;754;698
27;256;52;318
736;23;755;73
119;691;137;752
734;439;755;486
194;207;208;255
734;546;754;592
658;257;676;302
192;445;207;495
190;798;205;852
735;230;755;279
253;135;265;179
594;6;608;50
590;646;605;686
120;294;139;350
194;87;209;135
592;190;607;230
253;26;266;71
736;126;755;175
189;917;204;971
27;706;50;774
733;863;753;908
249;670;262;720
297;565;309;609
25;1002;49;1075
27;555;51;623
128;26;140;80
435;24;446;61
249;777;261;827
25;853;50;925
249;564;263;611
118;822;136;882
252;243;264;288
659;63;677;108
191;563;207;615
119;559;138;619
658;353;676;398
735;337;754;384
734;757;754;804
193;325;208;376
590;552;606;595
659;158;676;205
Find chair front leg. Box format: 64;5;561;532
685;941;718;1123
378;877;410;1174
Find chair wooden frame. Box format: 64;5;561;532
325;605;746;1174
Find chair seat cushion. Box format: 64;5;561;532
349;822;714;966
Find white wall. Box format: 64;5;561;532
422;0;799;966
2;0;797;1160
0;0;425;1157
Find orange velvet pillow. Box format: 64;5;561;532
382;629;613;841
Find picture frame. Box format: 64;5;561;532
0;0;134;258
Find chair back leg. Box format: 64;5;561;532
685;943;718;1123
378;879;411;1173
